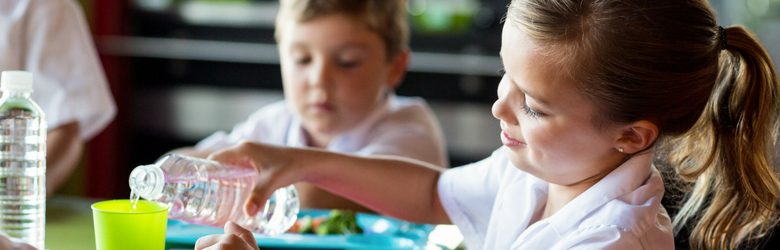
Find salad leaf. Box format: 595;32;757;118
289;210;363;235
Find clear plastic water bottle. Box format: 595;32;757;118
0;71;46;249
129;154;299;235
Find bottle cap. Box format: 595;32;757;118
129;164;165;200
1;71;34;92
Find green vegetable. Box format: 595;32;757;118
315;210;363;235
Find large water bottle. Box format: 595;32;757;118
0;71;46;249
129;154;299;235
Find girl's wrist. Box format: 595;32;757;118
294;147;333;184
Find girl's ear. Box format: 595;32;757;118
386;50;409;89
615;120;658;154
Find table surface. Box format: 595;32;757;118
45;196;97;250
43;196;463;250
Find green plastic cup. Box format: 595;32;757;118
91;199;169;250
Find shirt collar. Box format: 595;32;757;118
546;151;654;232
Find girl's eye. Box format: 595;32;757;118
496;67;506;76
522;103;545;118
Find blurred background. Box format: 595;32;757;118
69;0;780;199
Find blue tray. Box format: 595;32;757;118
165;209;434;249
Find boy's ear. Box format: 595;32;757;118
615;120;658;154
386;50;409;89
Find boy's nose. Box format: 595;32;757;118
308;61;333;87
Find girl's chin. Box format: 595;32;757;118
506;151;528;169
506;151;543;175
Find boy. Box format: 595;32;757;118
178;0;447;213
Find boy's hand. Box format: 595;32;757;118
195;222;259;250
208;142;302;217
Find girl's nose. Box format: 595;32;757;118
492;97;518;126
492;77;518;125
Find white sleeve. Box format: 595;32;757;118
356;104;448;167
25;0;116;139
437;148;506;248
194;102;289;151
551;225;641;250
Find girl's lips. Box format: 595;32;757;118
501;131;525;147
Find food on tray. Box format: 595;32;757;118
288;209;363;235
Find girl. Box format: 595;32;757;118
196;0;780;249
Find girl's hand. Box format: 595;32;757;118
195;222;259;250
208;142;302;217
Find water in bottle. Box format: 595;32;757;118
129;154;299;235
0;71;46;249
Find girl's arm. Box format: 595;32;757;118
209;142;452;224
167;146;213;159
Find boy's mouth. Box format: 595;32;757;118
310;102;335;113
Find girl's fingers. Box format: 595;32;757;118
208;142;279;219
208;144;253;168
196;233;257;250
244;185;271;217
224;222;258;249
194;234;221;250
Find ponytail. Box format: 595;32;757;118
669;26;780;249
506;0;780;247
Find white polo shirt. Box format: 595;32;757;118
438;148;673;249
0;0;116;139
195;95;448;167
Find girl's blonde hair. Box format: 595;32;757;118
507;0;780;249
275;0;409;61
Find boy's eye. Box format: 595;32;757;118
336;50;364;69
522;103;545;118
338;60;360;68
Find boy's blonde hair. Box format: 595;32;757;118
275;0;409;61
508;0;780;249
